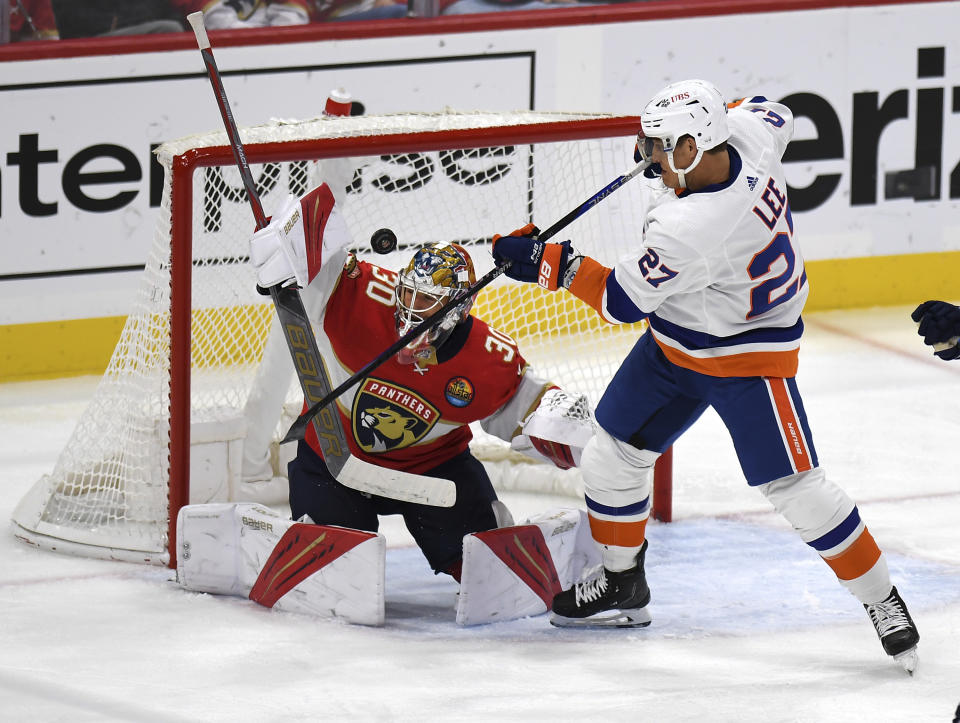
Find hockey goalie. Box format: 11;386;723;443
176;180;600;625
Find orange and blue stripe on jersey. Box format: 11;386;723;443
568;254;803;377
585;494;649;548
648;315;803;379
567;257;649;325
807;507;882;581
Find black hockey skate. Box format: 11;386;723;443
864;586;919;674
550;540;651;628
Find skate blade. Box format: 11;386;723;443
549;608;652;629
893;646;918;676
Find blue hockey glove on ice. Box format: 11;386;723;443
911;300;960;360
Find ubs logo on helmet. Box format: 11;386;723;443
352;378;439;453
656;92;690;108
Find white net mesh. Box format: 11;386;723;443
12;110;651;563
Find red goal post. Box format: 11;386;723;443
12;110;673;566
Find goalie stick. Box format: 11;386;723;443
283;161;650;445
187;12;455;507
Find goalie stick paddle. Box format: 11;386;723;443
282;161;649;444
187;13;455;507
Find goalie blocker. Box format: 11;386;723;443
177;503;599;626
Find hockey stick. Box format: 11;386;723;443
282;161;649;444
187;12;455;507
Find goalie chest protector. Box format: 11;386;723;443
305;261;528;475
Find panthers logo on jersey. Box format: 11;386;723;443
352;378;440;453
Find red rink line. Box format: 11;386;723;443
803;315;960;376
5;487;957;586
678;488;960;524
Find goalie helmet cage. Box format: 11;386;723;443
11;110;673;567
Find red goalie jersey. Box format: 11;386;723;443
294;185;548;475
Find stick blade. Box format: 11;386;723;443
337;456;456;507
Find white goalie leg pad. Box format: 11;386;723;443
455;508;601;626
176;502;385;625
511;387;595;467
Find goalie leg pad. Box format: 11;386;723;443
177;502;385;625
455;508;601;626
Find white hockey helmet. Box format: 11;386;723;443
637;79;730;186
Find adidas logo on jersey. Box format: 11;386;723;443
747;176;759;191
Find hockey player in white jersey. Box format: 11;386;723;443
492;79;919;672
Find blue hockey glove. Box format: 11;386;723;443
492;223;540;280
911;300;960;360
492;223;574;291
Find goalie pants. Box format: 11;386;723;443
586;331;890;602
288;442;498;575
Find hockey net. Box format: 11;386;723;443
11;110;672;566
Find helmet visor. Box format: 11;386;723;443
636;134;671;163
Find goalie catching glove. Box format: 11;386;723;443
511;387;595;469
492;223;580;291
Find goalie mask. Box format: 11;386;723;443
636;79;730;188
394;242;477;365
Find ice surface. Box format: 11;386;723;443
1;306;958;722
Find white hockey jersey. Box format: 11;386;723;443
568;97;807;378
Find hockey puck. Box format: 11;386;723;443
370;228;398;255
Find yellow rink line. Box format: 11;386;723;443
3;252;960;382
